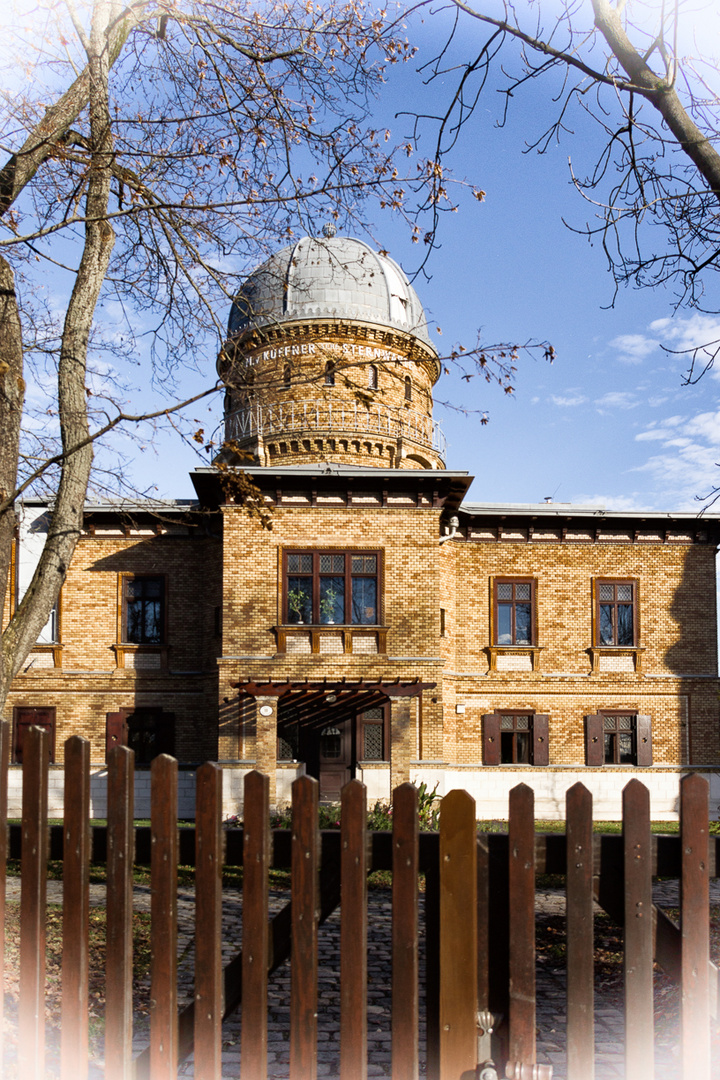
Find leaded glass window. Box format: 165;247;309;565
602;714;636;764
500;714;532;764
494;579;535;645
123;576;165;644
284;551;381;625
597;581;636;646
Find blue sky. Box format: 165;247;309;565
133;1;720;514
4;0;719;513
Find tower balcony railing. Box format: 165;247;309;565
225;399;447;459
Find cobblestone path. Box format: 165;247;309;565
4;878;720;1078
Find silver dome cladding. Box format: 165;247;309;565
228;236;436;351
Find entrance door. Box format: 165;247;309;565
318;718;352;801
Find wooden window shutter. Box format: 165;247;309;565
532;714;550;767
105;712;128;761
636;715;653;767
14;707;56;764
482;713;501;766
584;714;604;767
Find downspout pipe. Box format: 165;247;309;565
439;515;460;544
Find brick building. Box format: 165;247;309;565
4;233;720;818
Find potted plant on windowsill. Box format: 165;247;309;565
320;585;340;625
287;588;308;624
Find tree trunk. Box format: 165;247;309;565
0;257;24;720
1;3;116;710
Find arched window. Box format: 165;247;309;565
368;364;378;390
404;375;412;401
324;361;335;386
283;364;291;389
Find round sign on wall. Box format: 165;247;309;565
259;705;273;717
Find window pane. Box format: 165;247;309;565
618;732;634;764
143;601;162;643
500;731;514;763
604;732;614;763
497;583;513;601
599;605;614;645
497;604;512;644
516;716;530;730
599;584;614;602
351;577;377;624
617;604;634;645
287;577;312;623
617;585;633;602
516;732;531;764
500;716;514;730
604;716;616;731
363;724;384;760
515;583;531;601
320;725;342;759
515;604;532;644
319;576;344;623
288;553;312;573
352;554;377;574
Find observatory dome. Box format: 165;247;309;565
228;234;436;352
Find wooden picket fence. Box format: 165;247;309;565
0;721;716;1080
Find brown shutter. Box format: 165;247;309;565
532;714;550;767
584;714;604;767
14;707;56;764
482;713;501;766
635;715;653;767
105;712;127;761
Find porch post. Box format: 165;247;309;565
390;697;414;792
255;696;278;805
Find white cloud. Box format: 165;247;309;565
550;392;588;407
649;314;720;381
595;390;640;411
610;333;659;365
571;492;657;513
630;405;720;507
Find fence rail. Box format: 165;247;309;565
0;722;716;1080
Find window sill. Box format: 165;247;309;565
24;643;63;670
112;643;168;672
274;625;388;656
588;646;645;674
486;645;544;673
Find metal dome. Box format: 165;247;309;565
228;235;436;351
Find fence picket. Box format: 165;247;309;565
392;782;419;1080
340;779;368;1080
566;782;594;1080
439;789;478;1080
680;773;710;1080
195;762;223;1080
105;746;135;1080
623;780;653;1080
61;736;91;1080
290;774;319;1080
0;720;9;1074
424;851;441;1080
242;770;271;1080
19;724;49;1080
508;783;536;1066
150;754;179;1080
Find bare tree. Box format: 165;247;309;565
408;0;720;343
0;0;440;716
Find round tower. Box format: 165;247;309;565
217;231;446;470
